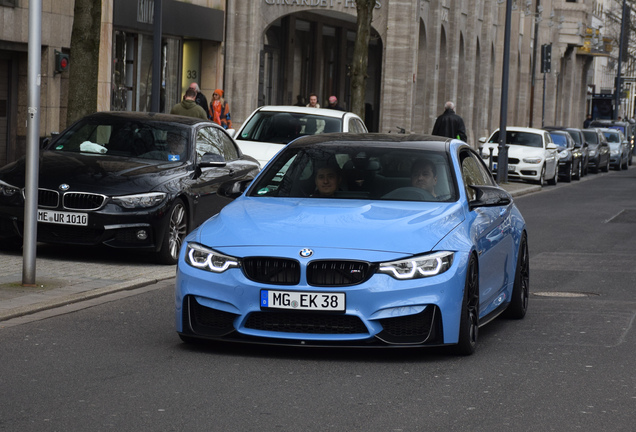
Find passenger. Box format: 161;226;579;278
312;165;341;197
410;158;437;198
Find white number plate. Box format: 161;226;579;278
37;209;88;226
261;290;345;312
508;165;516;172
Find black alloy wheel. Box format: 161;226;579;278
503;232;529;319
563;162;572;182
157;198;188;265
573;159;582;180
454;255;479;356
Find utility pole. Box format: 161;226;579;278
529;0;541;128
497;0;513;184
614;0;628;120
151;0;163;112
23;0;42;286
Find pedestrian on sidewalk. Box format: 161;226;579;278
432;101;467;142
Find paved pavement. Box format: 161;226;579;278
0;181;541;323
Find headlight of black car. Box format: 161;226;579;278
0;180;21;198
111;192;167;209
378;251;454;280
185;242;241;273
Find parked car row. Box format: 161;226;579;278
0;106;367;264
478;123;632;186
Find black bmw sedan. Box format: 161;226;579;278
0;112;260;264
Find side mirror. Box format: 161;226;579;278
547;143;557;150
226;128;236;138
469;185;512;211
217;178;253;199
199;153;226;168
478;137;487;143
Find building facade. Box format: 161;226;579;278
0;0;614;166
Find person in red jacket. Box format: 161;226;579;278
209;89;232;129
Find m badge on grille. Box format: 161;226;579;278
299;248;313;258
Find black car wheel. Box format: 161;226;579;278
503;233;529;320
157;198;188;265
602;156;610;172
536;165;546;187
454;255;479;356
573;159;582;180
562;162;572;183
622;154;629;170
547;164;558;185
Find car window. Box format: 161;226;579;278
566;130;582;145
248;145;457;202
50;119;190;160
603;131;621;143
348;118;367;133
488;131;543;148
238;111;343;143
582;130;599;144
460;150;494;201
549;133;568;146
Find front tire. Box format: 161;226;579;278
156;198;188;265
503;233;529;319
454;255;479;356
573;160;582;180
547;164;558;185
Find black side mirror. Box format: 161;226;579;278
199;153;226;168
469;185;512;211
217;178;253;199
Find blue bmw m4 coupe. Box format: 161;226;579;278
175;133;529;355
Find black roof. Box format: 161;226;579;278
287;132;453;149
81;111;214;127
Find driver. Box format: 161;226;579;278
410;158;437;198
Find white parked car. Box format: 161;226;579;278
479;127;559;186
231;105;368;167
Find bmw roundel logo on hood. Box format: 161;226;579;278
59;184;70;191
299;248;313;258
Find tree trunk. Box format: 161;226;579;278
351;0;375;122
66;0;102;125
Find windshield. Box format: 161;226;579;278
248;144;458;202
237;111;343;144
582;130;599;144
549;133;569;147
488;131;543;148
566;130;582;145
50;118;190;161
602;131;621;143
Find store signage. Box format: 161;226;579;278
264;0;381;8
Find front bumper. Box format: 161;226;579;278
0;201;172;250
175;250;471;347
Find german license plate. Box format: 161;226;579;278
261;290;345;311
37;209;88;226
508;165;516;171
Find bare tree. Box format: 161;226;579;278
351;0;376;121
66;0;102;125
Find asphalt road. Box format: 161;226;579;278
0;168;635;431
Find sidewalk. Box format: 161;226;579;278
0;181;540;323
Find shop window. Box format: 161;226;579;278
111;30;180;113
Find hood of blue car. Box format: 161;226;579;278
195;197;466;255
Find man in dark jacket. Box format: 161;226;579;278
189;83;209;118
432;101;467;142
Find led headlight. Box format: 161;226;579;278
112;192;166;208
589;150;597;156
522;157;542;164
558;150;570;159
378;251;454;280
610;149;620;156
185;242;240;273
